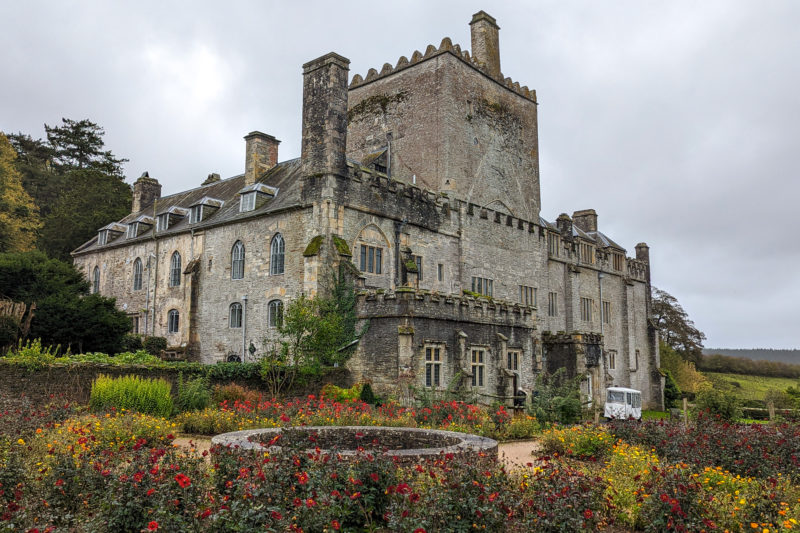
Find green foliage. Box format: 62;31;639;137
120;333;143;352
205;361;260;381
302;235;323;256
694;388;742;421
142;335;167;355
662;368;681;408
704;371;799;403
3;338;59;370
0;251;130;353
359;382;377;405
43;118;127;178
0;133;40;253
332;235;351;256
320;382;363;402
652;287;706;363
175;373;211;413
89;374;173;417
0;314;20;350
528;368;584;425
39;168;131;260
660;341;709;398
699;352;800;379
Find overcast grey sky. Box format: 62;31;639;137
2;1;798;349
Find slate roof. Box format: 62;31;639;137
73;158;304;255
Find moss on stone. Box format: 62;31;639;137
397;325;414;335
404;259;418;273
332;235;351;257
347;90;408;123
303;235;324;257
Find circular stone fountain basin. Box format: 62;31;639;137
211;426;497;463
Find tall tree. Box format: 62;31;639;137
45;118;127;178
0;134;41;252
6;119;131;260
39;169;131;260
652;287;706;363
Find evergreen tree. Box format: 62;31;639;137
0;251;130;353
44;118;127;178
0;134;41;252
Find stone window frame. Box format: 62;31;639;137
270;233;285;275
169;251;182;287
607;349;617;370
167;309;180;334
580;297;594;322
231;240;245;280
92;266;100;294
519;285;536;306
612;253;624;271
133;258;143;291
129;313;140;334
580;242;595;264
359;244;382;274
97;230;108;246
229;302;243;328
548;291;558;317
470;347;486;388
437;263;444;282
471;277;493;297
507;349;520;371
268;299;284;328
602;300;611;324
547;233;559;257
413;255;423;281
126;223;139;239
156;213;169;232
424;344;444;388
632;349;640;372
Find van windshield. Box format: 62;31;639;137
607;391;625;403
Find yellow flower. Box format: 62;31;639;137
17;438;25;445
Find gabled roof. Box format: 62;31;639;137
73;158;303;255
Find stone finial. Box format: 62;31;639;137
470;10;501;79
439;37;453;51
396;56;409;68
350;73;363;86
380;63;393;75
635;243;650;263
410;50;423;63
202;173;221;185
556;213;573;237
365;68;378;81
301;52;350;178
244;131;280;186
572;209;598;233
132;172;161;213
424;44;437;57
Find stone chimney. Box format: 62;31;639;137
301;52;350;178
244;132;280;186
556;213;573;237
635;242;650;263
572;209;598;232
132;172;161;213
470;11;501;79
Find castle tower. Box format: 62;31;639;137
301;52;350;178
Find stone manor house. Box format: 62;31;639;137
72;11;663;408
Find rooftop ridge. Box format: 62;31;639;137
348;37;536;103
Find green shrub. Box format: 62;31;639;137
175;373;211;413
4;338;59;370
120;333;143;353
142;336;167;355
0;315;19;350
320;382;363;402
89;374;173;417
694;388;741;421
359;382;377;405
662;369;681;409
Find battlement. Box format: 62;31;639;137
349;36;536;104
356;288;534;327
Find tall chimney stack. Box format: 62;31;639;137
572;209;598;233
132;172;161;213
470;11;501;79
244;132;280;186
301;52;350;178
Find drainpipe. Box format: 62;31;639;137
598;271;605;337
144;252;156;334
241;294;248;362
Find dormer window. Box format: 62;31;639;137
238;183;277;213
190;197;223;222
97;230;108;245
96;223;126;246
126;223;139;239
190;205;202;223
240;192;257;212
156;213;169;231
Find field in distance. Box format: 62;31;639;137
704;371;799;402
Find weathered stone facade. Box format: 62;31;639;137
72;11;663;408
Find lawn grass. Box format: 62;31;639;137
642;409;669;420
704;371;799;402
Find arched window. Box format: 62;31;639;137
268;299;283;328
270;233;284;275
169;252;181;287
92;266;100;294
133;258;143;291
167;309;180;333
231;241;245;280
229;302;242;328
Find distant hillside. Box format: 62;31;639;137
703;348;800;364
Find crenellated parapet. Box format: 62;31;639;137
348;37;536;104
356;288;535;327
